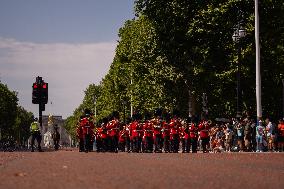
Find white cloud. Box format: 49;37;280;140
0;37;116;118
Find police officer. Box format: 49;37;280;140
30;117;43;152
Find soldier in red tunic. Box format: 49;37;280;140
199;120;210;153
170;117;180;153
118;124;130;152
152;118;162;153
107;111;120;153
79;109;95;153
96;117;108;152
189;119;198;153
180;121;190;153
76;117;84;152
129;114;142;153
143;119;154;152
162;118;171;153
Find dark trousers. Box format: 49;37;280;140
145;136;153;152
97;138;108;152
163;136;170;152
132;136;142;152
182;138;190;152
96;138;103;152
118;141;126;152
79;138;84;152
84;134;92;152
31;131;42;151
109;135;118;152
201;137;209;153
171;134;180;153
191;138;198;153
154;134;162;152
126;137;130;152
53;139;59;150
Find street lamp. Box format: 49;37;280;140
202;93;208;120
232;21;246;118
282;79;284;118
93;95;97;118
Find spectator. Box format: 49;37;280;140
236;121;244;152
265;118;275;152
256;120;265;152
244;118;252;152
278;119;284;152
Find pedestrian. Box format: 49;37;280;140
244;119;252;152
236;121;244;152
256;120;265;152
278;119;284;152
52;125;60;150
30;117;43;152
224;123;233;152
265;118;276;152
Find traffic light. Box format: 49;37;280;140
42;82;48;104
32;83;40;104
32;80;48;104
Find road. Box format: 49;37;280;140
1;150;284;189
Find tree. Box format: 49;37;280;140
134;0;284;119
0;82;18;139
14;106;34;145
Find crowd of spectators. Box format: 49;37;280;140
207;117;284;153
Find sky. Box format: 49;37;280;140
0;0;135;118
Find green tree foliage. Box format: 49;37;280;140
134;0;284;119
14;106;34;144
0;82;33;141
0;82;18;139
98;16;184;119
66;0;283;135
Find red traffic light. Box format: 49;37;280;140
42;83;47;89
33;83;38;89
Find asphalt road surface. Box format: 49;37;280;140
1;150;284;189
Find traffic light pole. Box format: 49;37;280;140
39;103;43;128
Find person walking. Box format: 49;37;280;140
52;125;60;150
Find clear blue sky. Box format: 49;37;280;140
0;0;134;43
0;0;135;118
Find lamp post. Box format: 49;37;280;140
202;93;208;120
232;20;246;118
282;79;284;118
255;0;262;120
93;95;97;118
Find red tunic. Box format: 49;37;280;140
130;121;139;138
189;123;198;139
199;122;209;139
180;127;189;140
79;117;95;140
152;119;162;135
143;120;153;138
170;119;180;135
76;121;84;139
119;129;129;142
